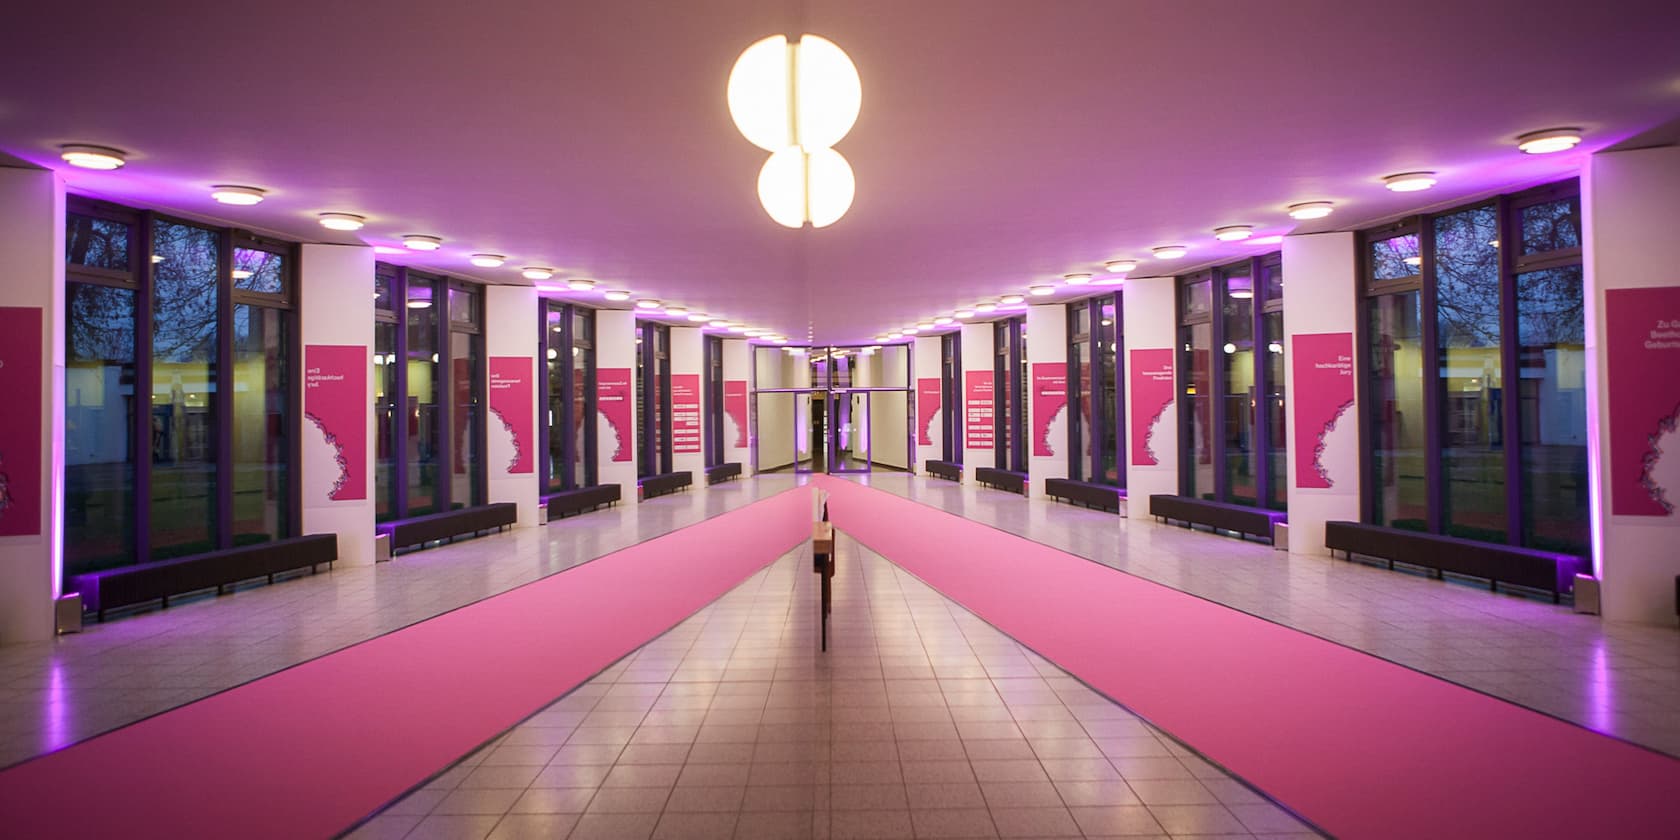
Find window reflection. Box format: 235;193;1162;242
231;304;290;544
1368;291;1426;530
1517;266;1588;555
1435;206;1506;543
150;220;220;560
65;283;136;576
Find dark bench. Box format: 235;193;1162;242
545;484;621;520
1149;495;1284;542
1045;478;1125;513
705;463;743;485
641;471;693;500
1325;521;1583;603
974;467;1027;495
69;534;338;621
380;503;518;554
925;460;962;482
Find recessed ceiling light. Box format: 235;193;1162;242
934;316;954;325
975;301;997;313
874;334;888;342
1028;284;1055;296
665;305;688;317
318;212;366;231
955;310;975;319
60;144;127;170
210;185;266;205
1105;260;1138;273
917;321;935;330
1516;128;1582;155
888;331;903;339
904;325;922;334
688;313;710;322
1152;245;1188;259
635;298;661;309
728;324;749;333
1064;273;1093;285
1213;225;1253;241
745;328;767;336
710;320;731;328
1383;172;1437;192
521;267;554;281
469;253;506;268
1287;201;1334;220
1249;235;1285;246
999;294;1025;305
604;289;631;301
402;234;443;251
567;278;596;292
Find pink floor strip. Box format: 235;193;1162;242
815;476;1680;840
0;486;814;840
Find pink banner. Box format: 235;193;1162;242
488;357;534;475
916;378;941;446
1128;348;1174;467
671;373;701;454
0;307;42;536
304;345;368;502
1291;333;1355;489
964;370;995;451
597;367;634;463
1031;362;1067;457
1607;287;1680;516
724;380;748;449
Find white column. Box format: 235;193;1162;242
721;339;750;466
298;244;377;567
1123;276;1178;509
1026;304;1068;497
669;327;705;476
594;309;638;494
1282;232;1361;556
484;286;540;527
959;323;995;470
914;336;943;469
0;167;64;642
1584;145;1680;625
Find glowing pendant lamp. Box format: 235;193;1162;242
728;34;861;228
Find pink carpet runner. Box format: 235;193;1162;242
0;486;815;840
815;476;1680;840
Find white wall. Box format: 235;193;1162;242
594;309;638;493
960;323;995;470
1584;145;1680;625
484;285;540;527
1123;275;1179;508
1026;304;1068;497
299;245;377;567
1282;232;1361;556
914;336;943;469
669;327;705;476
0;167;64;642
721;339;750;466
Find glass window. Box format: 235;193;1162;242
66;214;130;272
1071;328;1091;482
149;220;220;559
231;247;286;295
1181;322;1214;499
1263;311;1286;511
450;328;484;508
1099;297;1121;486
405;277;440;515
1371;234;1422;282
1520;198;1581;256
573;309;597;487
1434;206;1506;542
374;267;396;313
449;286;479;327
1221;265;1256;505
1181;279;1212;321
545;307;567;492
374;321;398;521
65;283;136;576
1368;290;1426;531
231;305;290;544
1516;265;1588;555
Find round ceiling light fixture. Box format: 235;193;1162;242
729;34;862;228
728;324;750;333
1213;225;1253;242
603;289;632;301
402;234;443;251
1287;201;1334;220
709;320;731;328
664;305;688;317
934;316;954;325
999;294;1025;305
230;269;253;280
1028;285;1055;296
772;337;788;345
1383;171;1438;192
469;253;506;268
521;267;554;281
60;144;127;170
210;185;266;206
318;212;366;231
955;309;975;320
903;325;921;335
1152;245;1188;260
916;321;935;331
744;328;767;336
1105;260;1137;273
688;312;711;322
567;278;596;292
1516;128;1582;155
1064;272;1093;285
635;298;662;310
974;301;997;313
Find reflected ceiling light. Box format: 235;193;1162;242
402;234;443;251
955;309;975;319
665;305;688;317
1383;171;1437;192
934;316;954;325
1064;272;1093;285
1249;235;1285;246
975;301;998;312
318;212;366;231
787;346;807;355
1287;201;1334;220
1517;128;1582;155
1229;288;1254;300
1213;225;1253;241
521;267;554;281
230;269;253;280
1101;319;1113;326
603;289;632;301
1152;245;1188;259
1105;260;1138;274
999;294;1025;305
1028;284;1055;296
469;253;506;268
729;34;862;228
210;185;266;205
150;255;165;263
688;312;711;322
567;278;597;292
1268;342;1284;353
546;348;559;361
60;144;127;170
1404;255;1423;267
1223;343;1237;354
407;298;432;309
635;298;662;309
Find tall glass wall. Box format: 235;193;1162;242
541;301;597;492
940;332;962;463
636;321;672;478
1066;295;1124;486
994;318;1027;471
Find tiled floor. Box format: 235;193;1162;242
354;544;1321;840
0;477;795;769
856;474;1680;758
